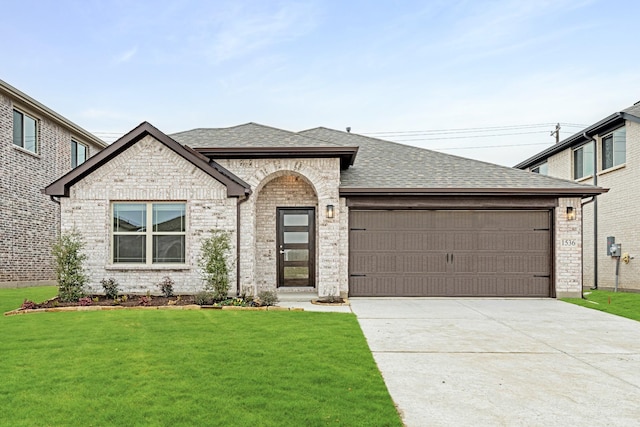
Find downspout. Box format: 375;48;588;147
583;132;598;290
581;196;595;298
236;194;249;296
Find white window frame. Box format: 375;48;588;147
13;109;39;153
71;140;88;168
111;202;187;265
573;142;594;180
601;127;626;171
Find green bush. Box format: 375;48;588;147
157;276;174;297
199;230;232;301
100;278;120;299
258;290;279;306
52;230;88;302
194;291;213;306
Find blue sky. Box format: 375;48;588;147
3;0;639;166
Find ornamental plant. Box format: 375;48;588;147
52;229;88;302
199;230;232;301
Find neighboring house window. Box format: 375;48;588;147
602;127;626;170
573;142;594;179
13;109;38;153
112;202;186;264
531;162;548;175
71;140;88;168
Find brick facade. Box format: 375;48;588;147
0;91;103;286
555;197;583;297
61;135;237;295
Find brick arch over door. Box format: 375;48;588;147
253;172;318;290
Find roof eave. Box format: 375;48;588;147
0;78;107;149
514;112;626;169
45;122;251;198
339;187;608;197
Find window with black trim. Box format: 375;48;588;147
573;142;594;180
602;127;626;170
13;109;38;153
112;202;186;264
531;162;548;175
71;140;88;168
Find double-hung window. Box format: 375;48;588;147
602;127;626;170
13;109;38;153
71;140;88;168
573;142;594;180
112;202;186;264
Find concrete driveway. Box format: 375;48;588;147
350;298;640;426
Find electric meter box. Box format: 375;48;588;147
607;236;616;256
610;243;622;257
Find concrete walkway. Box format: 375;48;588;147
350;298;640;427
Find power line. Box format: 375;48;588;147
393;130;564;142
362;122;587;137
432;141;554;151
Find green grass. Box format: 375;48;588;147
562;289;640;321
1;287;401;426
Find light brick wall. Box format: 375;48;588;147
217;158;344;297
61;135;236;294
540;120;640;291
555;197;583;297
0;92;103;284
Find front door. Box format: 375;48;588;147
277;207;315;287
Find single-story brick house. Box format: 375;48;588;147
46;122;605;298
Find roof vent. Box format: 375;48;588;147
346;127;351;133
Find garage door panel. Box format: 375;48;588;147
349;210;552;297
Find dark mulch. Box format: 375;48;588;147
29;295;197;309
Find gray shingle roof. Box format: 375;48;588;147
171;122;343;149
300;127;598;191
171;122;602;193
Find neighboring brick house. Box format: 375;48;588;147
0;79;106;286
515;102;640;292
46;121;604;299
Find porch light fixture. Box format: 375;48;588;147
566;206;575;221
326;204;335;219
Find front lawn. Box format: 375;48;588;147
562;289;640;322
1;287;401;426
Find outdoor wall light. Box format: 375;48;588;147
326;204;335;219
566;206;575;221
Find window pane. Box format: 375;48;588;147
583;142;594;176
153;235;185;263
71;141;78;168
613;128;626;166
284;249;308;261
77;143;87;166
284;266;309;279
283;214;308;226
153;203;185;232
284;231;308;244
114;235;146;263
13;110;23;147
113;203;146;232
574;142;593;179
574;148;583;179
24;115;37;152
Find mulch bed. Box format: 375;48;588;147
30;295;197;309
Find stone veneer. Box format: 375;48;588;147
216;158;345;297
0;92;103;285
61;135;237;294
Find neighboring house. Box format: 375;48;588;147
515;102;640;292
46;122;604;299
0;79;107;286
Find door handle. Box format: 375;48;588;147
446;253;449;263
279;250;285;254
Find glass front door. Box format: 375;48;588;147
277;208;315;287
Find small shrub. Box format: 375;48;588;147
100;278;120;299
52;229;88;302
219;297;246;307
258;290;279;307
157;276;175;297
78;297;93;306
194;291;213;306
138;295;151;306
199;230;233;301
21;299;36;310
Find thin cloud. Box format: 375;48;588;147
113;46;138;64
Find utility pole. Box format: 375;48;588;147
550;123;560;144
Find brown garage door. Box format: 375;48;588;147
349;210;552;297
